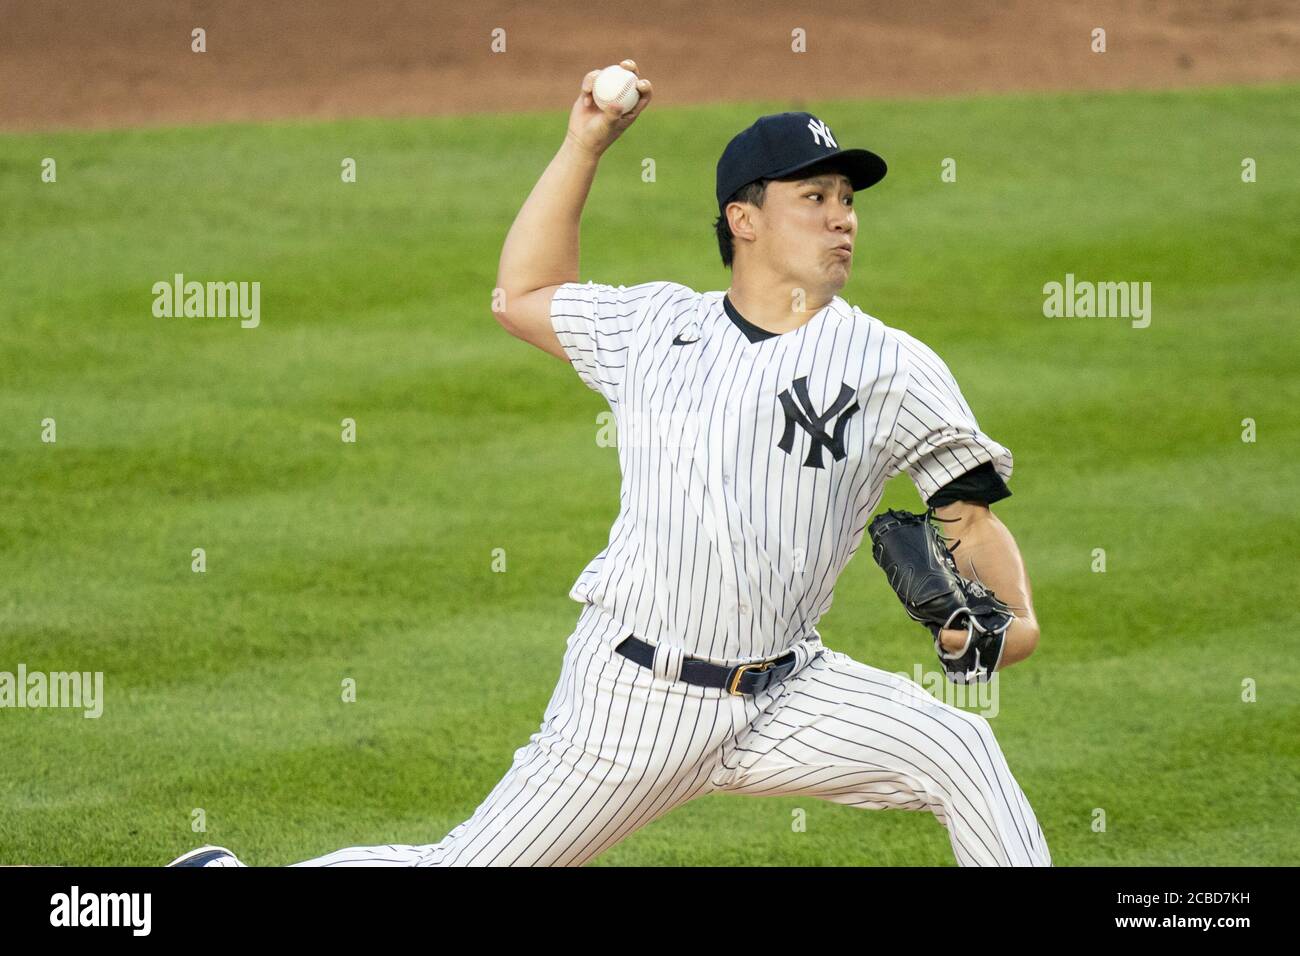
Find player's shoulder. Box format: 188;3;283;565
557;278;700;307
641;280;706;313
852;307;952;373
552;279;702;331
837;304;967;394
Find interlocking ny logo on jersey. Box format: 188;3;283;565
777;376;860;469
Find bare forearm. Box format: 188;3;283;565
933;501;1040;667
497;136;601;297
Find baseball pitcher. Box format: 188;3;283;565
171;59;1050;868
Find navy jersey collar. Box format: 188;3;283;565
723;293;843;343
722;293;779;343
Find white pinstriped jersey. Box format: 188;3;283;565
550;279;1013;665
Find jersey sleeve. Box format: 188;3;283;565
887;333;1014;504
549;280;650;406
925;460;1012;508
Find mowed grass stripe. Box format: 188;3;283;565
0;83;1295;864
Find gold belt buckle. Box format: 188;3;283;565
728;660;773;696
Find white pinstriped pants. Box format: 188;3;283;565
293;602;1050;867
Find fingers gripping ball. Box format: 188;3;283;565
867;509;1014;684
592;65;640;115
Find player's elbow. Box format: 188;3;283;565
998;616;1039;670
491;277;521;334
1017;618;1041;659
492;304;527;342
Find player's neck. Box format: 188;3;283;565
726;276;836;335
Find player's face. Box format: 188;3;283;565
756;172;857;291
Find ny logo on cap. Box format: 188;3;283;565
777;376;860;469
807;118;838;150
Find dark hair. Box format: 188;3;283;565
714;159;854;269
713;179;770;269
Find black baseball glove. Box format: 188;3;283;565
867;508;1013;684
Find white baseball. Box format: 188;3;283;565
592;65;640;115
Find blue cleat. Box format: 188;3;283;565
166;845;246;867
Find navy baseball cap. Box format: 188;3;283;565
715;112;887;214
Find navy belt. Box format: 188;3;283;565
614;635;798;697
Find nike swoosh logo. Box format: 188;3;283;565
672;334;700;346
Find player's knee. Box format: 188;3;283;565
962;710;992;734
954;709;999;750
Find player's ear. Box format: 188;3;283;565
727;202;757;243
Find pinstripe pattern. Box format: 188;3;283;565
716;649;1049;866
293;602;773;867
289;280;1047;867
294;603;1048;866
549;280;1012;663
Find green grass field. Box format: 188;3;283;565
1;84;1297;866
